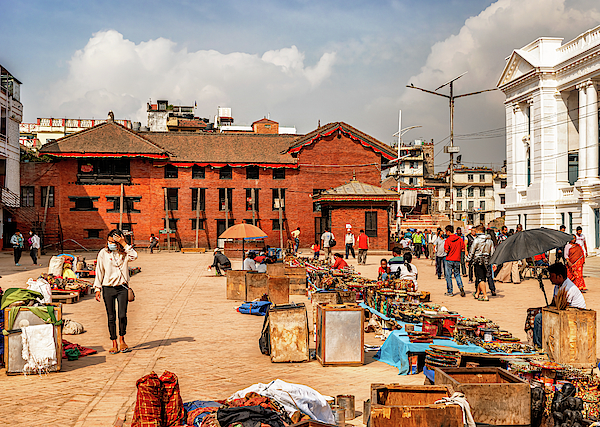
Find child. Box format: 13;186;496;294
378;259;389;281
311;243;321;260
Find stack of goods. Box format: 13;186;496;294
40;273;90;292
408;330;433;343
425;345;460;369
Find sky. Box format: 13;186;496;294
2;0;600;170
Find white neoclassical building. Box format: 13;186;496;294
498;25;600;249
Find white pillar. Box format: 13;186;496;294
555;91;570;185
578;83;588;181
586;80;599;181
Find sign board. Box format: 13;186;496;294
444;146;460;153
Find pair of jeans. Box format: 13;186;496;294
460;252;467;275
13;247;22;264
533;312;542;348
102;285;129;341
435;256;445;278
345;244;355;259
445;260;464;293
294;238;299;253
358;249;367;264
30;248;38;264
414;243;422;258
468;261;474;281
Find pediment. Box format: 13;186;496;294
498;51;536;87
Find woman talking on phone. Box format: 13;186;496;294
94;229;138;354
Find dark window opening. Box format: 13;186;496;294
219;188;233;211
111;223;133;232
272;188;285;210
41;186;55;207
273;168;286;180
244;219;260;227
246;188;259;211
568;153;578;186
272;219;284;230
107;196;141;213
365;211;377;237
500;180;507;189
500;195;505;204
219;166;232;180
192;165;205;179
191;218;205;230
479;188;486;197
85;229;101;239
313;189;325;212
246;166;259;180
77;159;131;184
165;188;178;211
163;218;178;231
70;197;99;211
165;164;178;179
191;188;206;211
20;186;34;207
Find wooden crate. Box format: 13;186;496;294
370;384;462;427
267;263;285;277
226;270;246;300
285;266;307;277
311;291;340;323
316;304;364;365
434;367;531;426
289;277;306;295
268;277;290;304
337;290;357;303
246;272;269;301
542;307;596;368
4;305;63;375
269;304;309;363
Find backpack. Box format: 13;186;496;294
259;314;271;355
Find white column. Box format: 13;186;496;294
555;91;570;185
586;80;599;181
578;83;588;181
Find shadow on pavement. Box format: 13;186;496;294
61;354;107;372
132;336;195;351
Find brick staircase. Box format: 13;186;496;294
397;214;450;230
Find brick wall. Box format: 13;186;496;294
20;132;388;250
330;206;390;251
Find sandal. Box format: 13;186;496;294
109;347;119;354
120;345;132;353
478;296;489;301
472;292;479;299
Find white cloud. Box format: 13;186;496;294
393;0;600;169
44;30;336;123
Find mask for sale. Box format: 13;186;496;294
108;243;118;252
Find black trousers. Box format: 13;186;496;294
215;261;232;275
13;247;22;264
103;285;128;340
30;248;38;264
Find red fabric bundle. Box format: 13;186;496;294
160;371;184;426
132;372;164;427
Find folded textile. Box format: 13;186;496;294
228;379;334;424
1;288;43;310
435;392;476;427
160;371;185;427
132;372;164;427
62;340;97;359
217;405;285;427
184;401;222;427
21;324;57;374
228;392;291;424
237;301;271;316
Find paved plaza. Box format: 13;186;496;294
1;249;599;426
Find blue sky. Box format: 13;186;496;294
2;0;599;169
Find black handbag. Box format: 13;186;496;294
329;238;337;248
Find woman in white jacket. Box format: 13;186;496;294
94;229;138;354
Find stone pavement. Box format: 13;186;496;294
0;248;599;426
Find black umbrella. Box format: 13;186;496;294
489;227;573;265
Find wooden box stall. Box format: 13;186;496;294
267;276;290;305
542;307;596;368
316;304;364;366
246;272;269;301
370;384;462;427
4;305;63;375
434;367;531;426
311;291;340;324
285;266;307;296
266;263;285;277
226;270;247;300
268;303;310;363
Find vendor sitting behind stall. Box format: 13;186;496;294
62;261;77;279
332;253;348;269
378;259;389;281
533;262;586;348
398;252;418;290
388;247;404;277
243;251;258;271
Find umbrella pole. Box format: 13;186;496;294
537;274;549;306
242;239;245;270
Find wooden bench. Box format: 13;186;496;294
181;248;207;253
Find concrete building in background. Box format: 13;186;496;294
20;117;132;148
387;139;434;187
498;25;600;248
0;64;23;244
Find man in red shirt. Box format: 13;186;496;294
444;225;466;297
357;229;369;265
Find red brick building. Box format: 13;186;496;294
18;119;396;250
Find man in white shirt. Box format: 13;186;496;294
29;230;41;265
533;262;586;347
243;252;258;271
575;226;588;256
291;227;301;253
344;230;356;259
321;229;335;262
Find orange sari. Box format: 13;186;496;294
567;243;586;291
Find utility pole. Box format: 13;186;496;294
407;72;497;226
392;110;421;232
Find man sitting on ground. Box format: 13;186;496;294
533;262;586;348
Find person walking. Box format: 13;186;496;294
209;248;231;275
434;230;446;280
344;229;356;259
321;229;335;263
291;227;301;253
565;235;586;291
94;229;138;354
149;233;159;253
467;225;495;300
412;230;423;259
466;227;476;284
444;225;466;297
456;227;467;277
575;226;588;257
10;230;24;266
28;230;41;265
427;228;437;260
357;229;369;265
556;225;567;263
